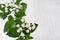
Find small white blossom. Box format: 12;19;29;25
5;4;9;7
26;30;29;33
10;8;12;11
21;32;25;36
25;23;30;28
21;19;25;22
16;9;19;12
17;24;20;27
19;27;22;31
32;26;35;30
17;27;22;32
1;5;4;8
29;27;31;30
19;5;22;8
14;0;16;3
0;10;2;13
15;5;18;8
5;7;8;10
17;29;20;32
5;10;8;13
21;23;25;27
13;8;16;10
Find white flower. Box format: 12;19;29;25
19;5;22;8
17;29;20;32
1;5;4;8
5;10;8;13
0;10;1;12
10;8;12;11
15;5;18;8
25;23;30;28
26;30;29;33
21;32;25;36
19;27;22;31
9;3;13;6
5;4;9;7
13;8;16;11
21;19;25;22
21;23;25;27
29;27;31;30
17;27;22;32
16;9;19;12
14;0;16;3
5;7;8;10
17;24;20;27
32;26;35;30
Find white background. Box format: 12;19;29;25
0;0;60;40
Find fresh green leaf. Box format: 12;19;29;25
0;13;3;18
23;27;30;36
15;0;22;5
25;35;33;39
1;13;7;20
7;27;21;37
21;2;27;12
30;23;38;33
15;18;22;25
4;20;15;32
8;15;14;21
17;36;24;40
6;6;12;15
0;4;5;12
15;9;26;18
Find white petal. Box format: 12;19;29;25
0;10;1;12
19;5;22;8
29;27;31;30
21;32;25;36
5;4;8;7
5;10;8;13
1;5;4;8
17;29;20;32
14;0;16;3
21;19;25;22
16;9;19;12
5;7;8;10
13;8;16;10
10;8;12;11
26;30;29;33
32;26;35;30
15;5;18;8
25;23;30;28
17;24;20;27
21;23;25;27
19;27;22;31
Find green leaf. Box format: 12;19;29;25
7;27;21;38
15;18;22;25
0;4;5;12
23;27;30;36
15;0;22;5
15;9;26;18
0;4;8;19
0;13;7;19
4;20;15;32
30;23;38;33
1;13;7;20
0;13;3;18
8;15;14;21
25;35;33;39
21;2;27;12
17;36;24;40
6;6;12;15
